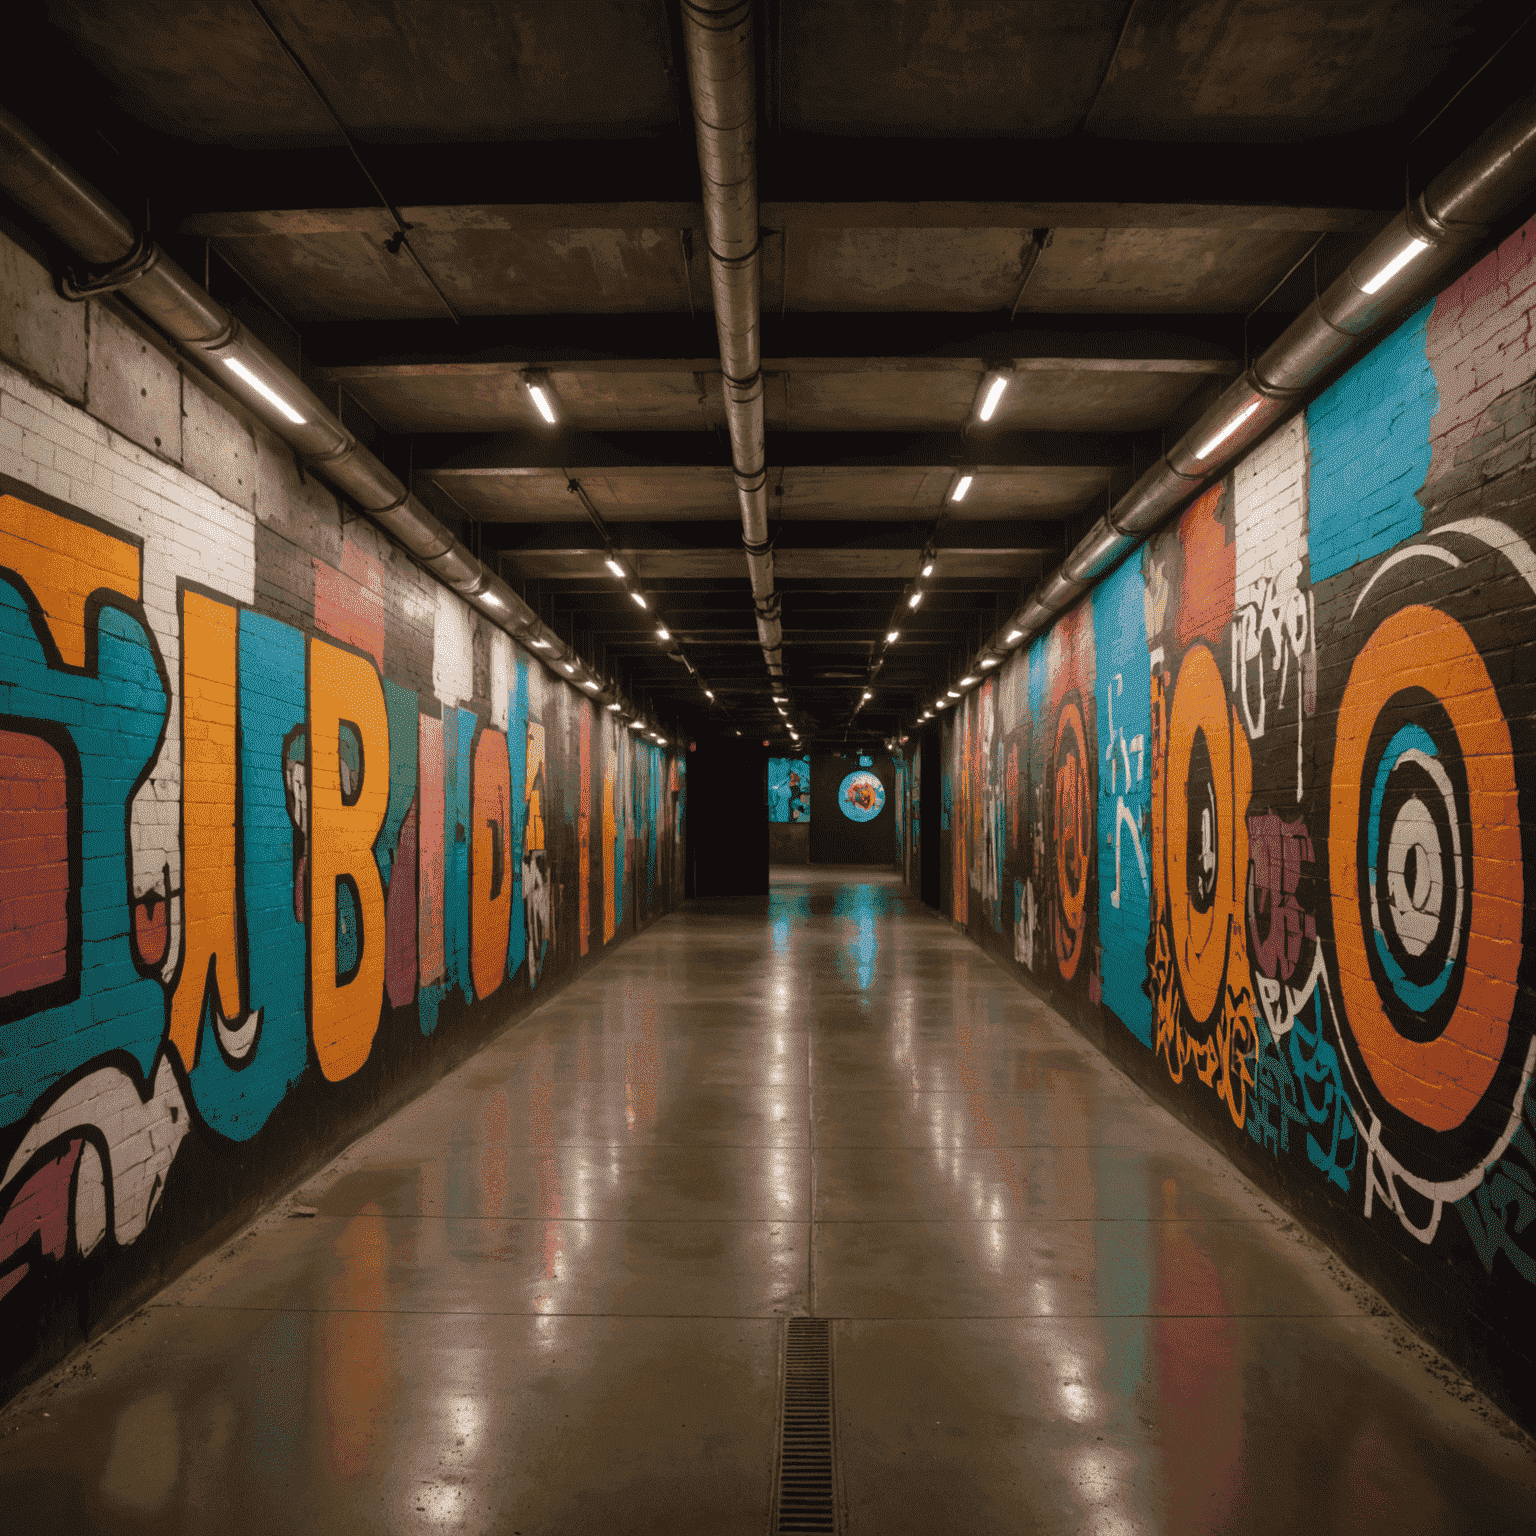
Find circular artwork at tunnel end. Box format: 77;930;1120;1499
838;770;885;822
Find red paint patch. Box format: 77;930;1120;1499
0;1137;83;1301
1174;484;1235;652
133;890;169;968
0;730;71;999
313;541;386;669
386;802;418;1009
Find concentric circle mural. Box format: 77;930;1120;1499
1325;527;1535;1213
838;770;885;822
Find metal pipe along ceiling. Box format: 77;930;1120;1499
0;104;639;712
980;83;1536;687
680;0;784;685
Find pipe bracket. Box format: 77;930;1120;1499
58;230;160;301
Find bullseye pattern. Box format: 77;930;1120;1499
1330;604;1520;1137
1366;722;1463;1023
1052;697;1090;979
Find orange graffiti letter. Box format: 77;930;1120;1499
471;726;511;999
309;639;389;1081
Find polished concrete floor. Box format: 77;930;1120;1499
2;868;1534;1532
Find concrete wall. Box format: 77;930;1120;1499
809;752;894;864
0;224;685;1402
769;823;809;863
906;214;1536;1430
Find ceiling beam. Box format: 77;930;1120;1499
426;429;1129;473
485;518;1067;551
184;196;1386;241
303;312;1249;370
160;133;1404;221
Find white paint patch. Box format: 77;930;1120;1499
490;628;512;729
432;585;475;707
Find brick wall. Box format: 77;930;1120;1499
922;213;1536;1431
0;226;686;1400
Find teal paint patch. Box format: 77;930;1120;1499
418;979;446;1037
1306;302;1437;583
376;679;419;887
507;658;528;981
1092;562;1153;1048
443;706;474;1003
0;580;168;1129
188;611;308;1140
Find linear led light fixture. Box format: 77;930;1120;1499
223;358;306;425
949;473;973;503
606;702;622;711
976;371;1010;423
1194;398;1262;461
1361;237;1429;295
921;559;935;577
980;657;998;668
862;691;873;701
656;626;671;641
629;720;644;731
523;369;559;425
1005;628;1023;643
582;679;599;691
563;662;576;674
907;591;923;610
946;689;960;699
604;557;626;578
960;675;977;686
630;591;648;608
886;630;899;644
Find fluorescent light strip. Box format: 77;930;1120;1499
1194;398;1262;461
630;591;647;608
1006;629;1023;643
886;630;899;643
950;474;972;503
223;358;306;425
528;384;557;424
605;558;625;578
978;375;1008;422
1361;238;1429;295
908;591;923;609
980;657;997;668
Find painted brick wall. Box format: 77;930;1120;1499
918;213;1536;1431
0;228;685;1400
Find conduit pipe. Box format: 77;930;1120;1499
680;0;784;685
975;83;1536;682
0;105;649;720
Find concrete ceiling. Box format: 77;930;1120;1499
13;0;1521;742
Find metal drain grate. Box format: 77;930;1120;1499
773;1318;838;1534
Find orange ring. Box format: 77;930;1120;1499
1330;605;1521;1131
1166;644;1234;1024
1053;699;1089;978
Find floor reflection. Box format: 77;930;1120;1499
0;866;1531;1534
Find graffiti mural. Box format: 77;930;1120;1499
768;755;811;822
0;457;685;1388
916;213;1536;1416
